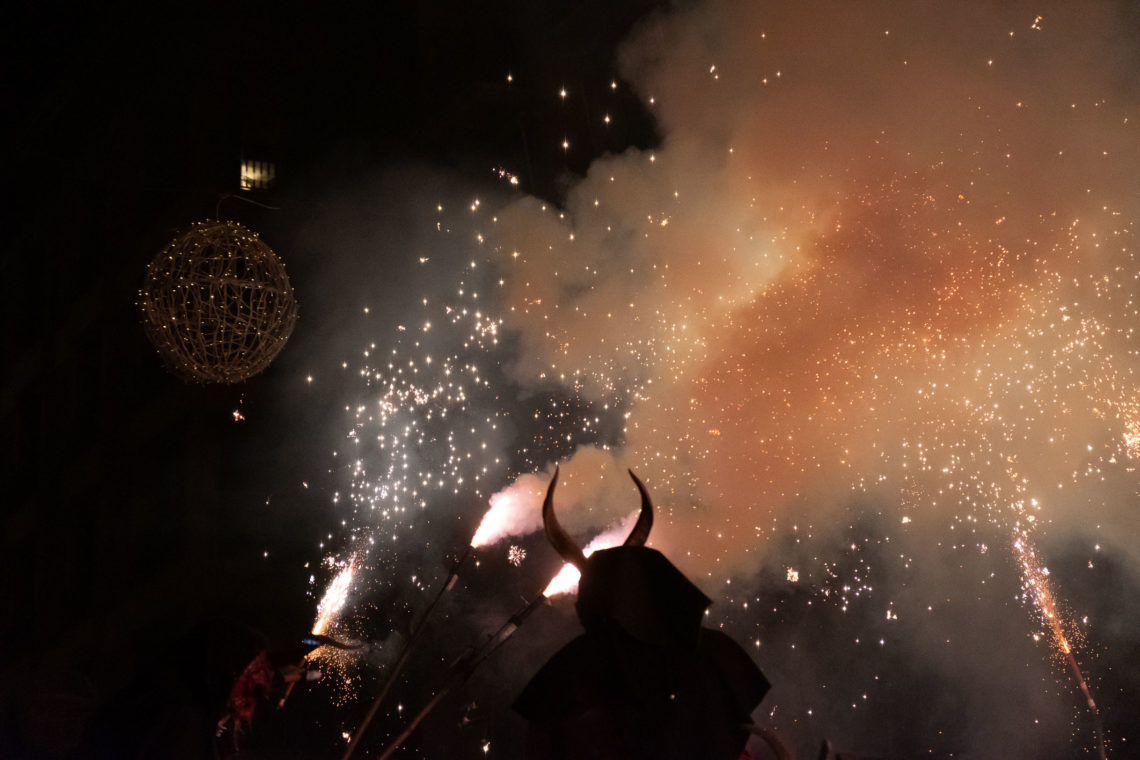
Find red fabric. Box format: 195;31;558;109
225;651;274;732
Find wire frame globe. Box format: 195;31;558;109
140;220;298;383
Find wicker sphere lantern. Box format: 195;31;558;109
139;220;298;383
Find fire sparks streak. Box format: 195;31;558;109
312;560;356;637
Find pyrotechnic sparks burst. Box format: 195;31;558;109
317;176;1130;754
298;3;1137;755
304;559;365;683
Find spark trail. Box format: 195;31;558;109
1016;530;1107;760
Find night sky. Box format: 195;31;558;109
5;2;1140;759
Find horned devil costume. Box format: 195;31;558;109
515;469;770;760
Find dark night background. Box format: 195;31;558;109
5;3;1140;760
2;2;659;757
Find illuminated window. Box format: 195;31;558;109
240;160;276;190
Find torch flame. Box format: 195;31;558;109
542;511;638;597
542;563;584;598
471;485;543;547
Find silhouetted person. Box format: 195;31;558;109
515;469;770;760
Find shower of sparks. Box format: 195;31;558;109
318;186;1130;752
302;6;1138;754
494;167;520;186
309;200;622;713
328;260;519;584
342;310;505;520
477;136;1134;752
306;560;364;681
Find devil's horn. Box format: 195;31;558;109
543;466;587;569
624;470;654;546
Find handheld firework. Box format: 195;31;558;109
371;494;644;759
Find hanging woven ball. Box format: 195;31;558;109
139;220;298;383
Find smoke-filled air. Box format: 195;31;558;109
295;2;1139;758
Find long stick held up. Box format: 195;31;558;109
340;544;473;760
374;591;548;760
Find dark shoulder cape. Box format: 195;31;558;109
515;626;769;760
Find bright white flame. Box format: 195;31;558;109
542;511;638;597
542;563;583;598
471;481;545;547
312;559;355;635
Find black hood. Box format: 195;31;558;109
576;546;711;651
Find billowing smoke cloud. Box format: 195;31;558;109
296;2;1140;756
467;5;1139;752
472;446;639;546
484;0;1140;582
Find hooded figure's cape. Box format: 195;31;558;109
515;548;769;760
